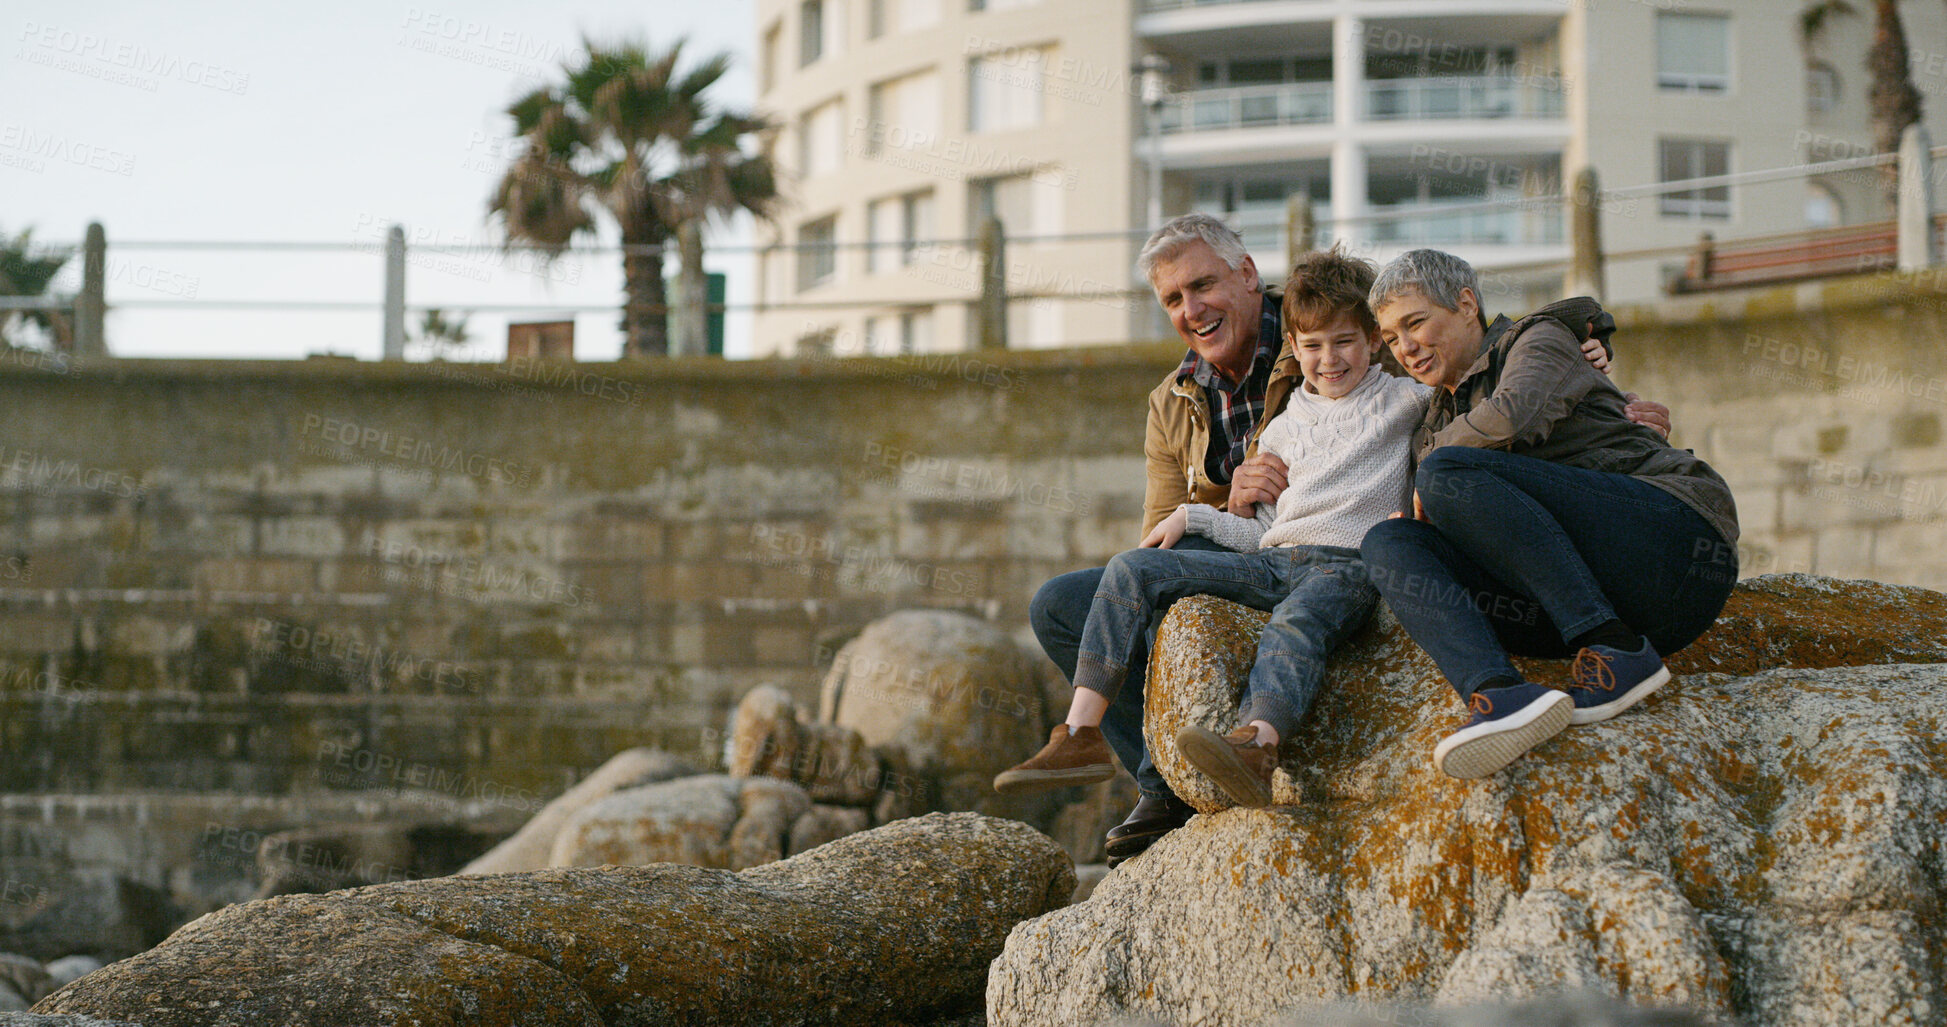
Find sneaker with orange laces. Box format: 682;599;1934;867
992;725;1118;794
1432;683;1572;779
1567;639;1670;725
1175;724;1277;807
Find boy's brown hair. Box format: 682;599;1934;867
1281;244;1379;339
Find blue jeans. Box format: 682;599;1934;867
1069;543;1378;771
1360;446;1737;700
1031;536;1228;799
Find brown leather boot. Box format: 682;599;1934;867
992;725;1118;794
1175;724;1276;808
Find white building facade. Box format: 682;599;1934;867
754;0;1947;356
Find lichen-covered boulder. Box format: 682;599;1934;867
726;685;801;779
550;775;818;872
989;575;1947;1027
0;958;51;1008
461;748;695;875
1048;774;1139;865
818;611;1060;807
38;813;1075;1027
551;773;742;868
728;778;813;870
0;1015;146;1026
786;805;871;856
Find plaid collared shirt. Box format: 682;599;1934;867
1176;293;1283;486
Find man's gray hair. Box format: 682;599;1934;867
1369;248;1481;315
1137;213;1251;281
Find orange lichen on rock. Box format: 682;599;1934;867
987;575;1947;1027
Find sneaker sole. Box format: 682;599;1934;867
991;763;1116;795
1570;666;1673;725
1433;691;1573;779
1175;726;1273;808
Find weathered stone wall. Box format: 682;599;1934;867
1;268;1944;803
1612;269;1947;588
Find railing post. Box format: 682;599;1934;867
382;224;406;360
976;216;1007;351
1897;123;1938;271
1286;191;1315;267
74;221;107;358
1566;167;1605;301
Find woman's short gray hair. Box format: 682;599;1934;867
1369;248;1481;316
1137;213;1252;281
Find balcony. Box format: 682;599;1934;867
1364;198;1565;248
1158;82;1333;134
1365;76;1565;121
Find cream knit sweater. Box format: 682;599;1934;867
1184;368;1431;551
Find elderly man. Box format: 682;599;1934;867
1027;215;1665;864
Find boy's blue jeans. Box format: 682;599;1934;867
1031;537;1230;800
1063;542;1379;790
1360;446;1737;700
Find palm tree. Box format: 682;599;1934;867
1798;0;1856;45
0;226;71;352
489;39;777;358
1866;0;1924;202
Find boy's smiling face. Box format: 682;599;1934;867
1291;310;1383;400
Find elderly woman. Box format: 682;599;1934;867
1359;249;1739;780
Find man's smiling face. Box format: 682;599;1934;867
1148;240;1262;382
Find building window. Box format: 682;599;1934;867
865;69;940;157
899;309;931;353
1656;13;1729;93
970;170;1063;240
800;0;825;67
900;0;942;31
868;190;936;273
1805;183;1842;228
797;215;838;290
761;22;781;93
1806;61;1840;114
969;50;1048;132
798;98;844;178
1659;140;1730;219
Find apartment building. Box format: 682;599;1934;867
753;0;1947;356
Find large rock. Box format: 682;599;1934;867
989;574;1947;1027
786;805;871;856
0;869;179;963
549;774;822;872
461;748;695;875
38;813;1075;1027
0;1017;144;1026
1047;774;1139;865
818;611;1061;804
0;958;50;1008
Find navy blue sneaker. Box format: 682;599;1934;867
1432;683;1573;779
1567;639;1671;725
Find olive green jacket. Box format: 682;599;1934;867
1417;303;1740;546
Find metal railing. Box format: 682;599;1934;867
1159;82;1332;134
1365;76;1566;121
9;135;1943;360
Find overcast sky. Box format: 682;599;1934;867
3;0;759;360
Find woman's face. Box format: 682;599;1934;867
1375;287;1485;392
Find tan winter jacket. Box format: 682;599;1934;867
1140;292;1299;535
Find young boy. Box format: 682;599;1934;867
993;247;1431;808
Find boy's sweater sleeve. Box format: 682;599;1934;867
1183;501;1275;553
